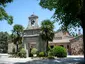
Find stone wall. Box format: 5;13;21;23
70;35;83;55
8;43;16;53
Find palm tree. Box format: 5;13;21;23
11;24;24;53
40;20;54;56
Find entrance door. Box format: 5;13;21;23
67;45;71;55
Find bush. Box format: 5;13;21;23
48;51;54;59
39;52;45;57
48;51;53;56
48;56;54;59
18;48;26;58
31;48;38;55
52;46;67;58
48;45;51;51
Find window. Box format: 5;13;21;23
67;45;69;49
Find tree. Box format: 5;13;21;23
0;0;13;25
39;0;85;58
11;24;24;53
40;20;54;56
0;32;9;53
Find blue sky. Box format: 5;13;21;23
0;0;83;34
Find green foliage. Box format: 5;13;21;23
18;48;26;58
0;32;9;53
39;52;45;57
13;24;24;34
48;51;53;56
40;20;54;41
40;19;54;55
0;0;13;25
48;45;54;56
11;24;24;53
31;48;38;55
0;0;13;6
48;49;54;59
48;56;54;59
39;0;84;30
48;45;52;51
52;46;67;57
39;1;85;57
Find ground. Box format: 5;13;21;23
0;54;84;64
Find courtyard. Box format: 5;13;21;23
0;54;84;64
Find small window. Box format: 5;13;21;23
67;45;69;49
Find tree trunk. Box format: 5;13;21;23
46;40;48;56
16;42;18;53
77;0;85;60
83;26;85;60
82;20;85;60
79;15;85;59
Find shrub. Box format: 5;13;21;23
48;51;53;56
48;56;54;59
52;46;67;58
18;48;26;58
48;45;51;51
31;48;38;55
48;51;54;59
39;52;45;57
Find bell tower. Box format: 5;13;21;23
23;14;46;57
26;14;39;29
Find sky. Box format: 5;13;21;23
0;0;83;34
